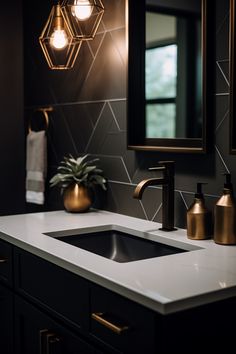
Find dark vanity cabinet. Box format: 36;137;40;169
13;248;156;354
1;237;236;354
0;239;156;354
0;239;14;354
14;295;99;354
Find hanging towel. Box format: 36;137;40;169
26;130;47;205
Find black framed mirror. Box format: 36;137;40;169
128;0;211;153
230;0;236;154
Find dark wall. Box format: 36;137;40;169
23;0;235;228
0;1;25;215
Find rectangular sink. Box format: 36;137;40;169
45;228;188;263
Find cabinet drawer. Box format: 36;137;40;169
14;248;90;332
15;295;101;354
90;285;157;354
0;238;13;286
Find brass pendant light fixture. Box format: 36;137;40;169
39;1;104;70
60;0;104;40
39;3;82;70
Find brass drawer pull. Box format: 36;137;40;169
0;258;7;263
92;312;129;335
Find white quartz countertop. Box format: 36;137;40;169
1;210;236;315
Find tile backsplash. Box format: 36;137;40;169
24;0;235;228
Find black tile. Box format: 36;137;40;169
62;102;105;153
110;100;127;131
79;32;126;101
102;0;126;31
215;63;229;94
97;155;131;183
105;182;147;220
215;95;229;130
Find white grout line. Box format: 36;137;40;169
151;203;162;222
25;98;126;110
85;102;106;152
215;145;230;173
179;191;188;210
86;40;95;60
120;157;132;183
109;30;126;68
216;12;229;35
215;109;229;133
215;93;229;96
60;110;79;156
216;61;229;87
139;200;149;220
217;59;229;63
84;31;106;84
108;102;121;131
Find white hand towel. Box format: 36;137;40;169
26;130;47;205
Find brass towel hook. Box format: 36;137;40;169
29;106;53;132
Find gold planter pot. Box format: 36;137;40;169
63;184;93;212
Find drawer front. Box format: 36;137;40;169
15;295;101;354
0;238;13;286
14;248;90;332
90;285;156;354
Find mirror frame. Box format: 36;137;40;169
127;0;211;153
230;0;236;154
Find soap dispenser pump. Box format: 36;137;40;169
214;173;236;245
187;183;213;240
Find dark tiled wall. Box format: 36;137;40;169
24;0;235;228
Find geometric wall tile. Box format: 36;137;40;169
24;0;235;230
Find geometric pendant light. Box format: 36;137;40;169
61;0;104;40
39;3;82;70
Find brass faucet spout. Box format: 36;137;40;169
133;161;176;231
133;178;167;199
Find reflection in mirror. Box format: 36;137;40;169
128;0;211;152
230;0;236;154
145;8;202;139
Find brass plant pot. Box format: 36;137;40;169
63;184;93;212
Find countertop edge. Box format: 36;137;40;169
1;230;236;315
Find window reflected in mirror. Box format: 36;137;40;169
128;0;212;153
145;6;202;140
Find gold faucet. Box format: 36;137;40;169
133;161;176;231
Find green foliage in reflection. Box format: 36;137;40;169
146;44;177;99
145;44;177;138
146;104;176;138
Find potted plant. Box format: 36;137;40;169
49;154;106;212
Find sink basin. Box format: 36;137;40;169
45;229;188;263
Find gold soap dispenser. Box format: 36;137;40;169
187;183;213;240
214;173;236;245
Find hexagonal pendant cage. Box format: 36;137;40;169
61;0;104;40
39;4;82;70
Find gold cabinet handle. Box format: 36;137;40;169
91;312;129;335
0;258;7;263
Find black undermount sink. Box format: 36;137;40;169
46;229;188;263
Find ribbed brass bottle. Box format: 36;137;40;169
214;173;236;245
187;183;212;240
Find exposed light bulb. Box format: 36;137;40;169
73;0;93;21
50;29;68;49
